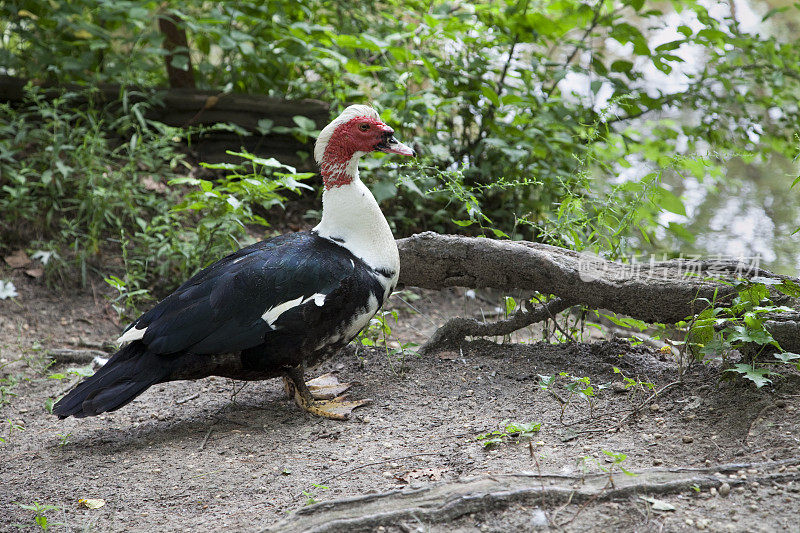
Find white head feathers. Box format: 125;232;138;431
314;104;380;164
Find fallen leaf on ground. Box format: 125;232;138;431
24;268;44;278
141;176;167;193
437;351;459;360
4;250;30;268
0;280;18;300
639;495;675;511
79;498;106;509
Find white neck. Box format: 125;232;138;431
313;170;399;280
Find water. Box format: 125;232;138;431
560;0;800;276
663;155;800;276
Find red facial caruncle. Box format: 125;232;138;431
319;116;415;189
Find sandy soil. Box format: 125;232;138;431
2;269;800;532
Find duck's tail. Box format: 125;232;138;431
53;342;174;418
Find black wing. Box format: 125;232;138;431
124;232;384;356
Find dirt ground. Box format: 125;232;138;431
2;269;800;532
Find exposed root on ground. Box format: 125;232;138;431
417;297;572;354
265;458;800;533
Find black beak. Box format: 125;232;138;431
376;133;416;157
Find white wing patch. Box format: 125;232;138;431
117;325;147;347
261;293;327;326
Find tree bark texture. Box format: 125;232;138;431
158;12;196;89
264;458;800;533
396;233;800;352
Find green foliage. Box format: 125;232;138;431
171;151;313;264
13;502;61;531
539;371;612;420
598;450;636;477
3;0;798;250
0;85;183;285
0;375;20;409
47;366;94;381
301;483;329;506
56;432;73;447
477;419;542;448
612;367;655;392
105;150;311;317
358;307;418;373
683;279;800;387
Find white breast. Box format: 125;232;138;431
314;178;400;289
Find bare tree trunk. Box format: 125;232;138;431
158;12;196;89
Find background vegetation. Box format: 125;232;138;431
1;0;798;287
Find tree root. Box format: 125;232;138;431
264;458;800;533
397;233;800;352
417;297;572;355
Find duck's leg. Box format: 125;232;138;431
282;366;371;420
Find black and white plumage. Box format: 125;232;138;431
54;105;415;419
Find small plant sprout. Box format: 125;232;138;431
538;373;610;421
477;420;542;448
14;502;62;531
612;367;655;395
357;307;417;374
0;374;20;407
587;450;637;488
302;483;329;505
57;432;73;447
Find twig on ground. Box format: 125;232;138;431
176;393;200;405
319;452;443;485
47;348;110;364
199;426;215;451
555;479;613;528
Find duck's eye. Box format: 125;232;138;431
359;123;370;131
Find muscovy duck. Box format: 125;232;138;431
53;104;415;420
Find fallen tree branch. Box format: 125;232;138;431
47;348;110;364
263;458;800;532
0;74;328;168
418;297;572;354
397;233;800;352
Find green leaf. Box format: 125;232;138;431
480;85;501;107
504;296;517;315
292;116;317;132
610;60;633;73
724;364;773;388
656;187;685;216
